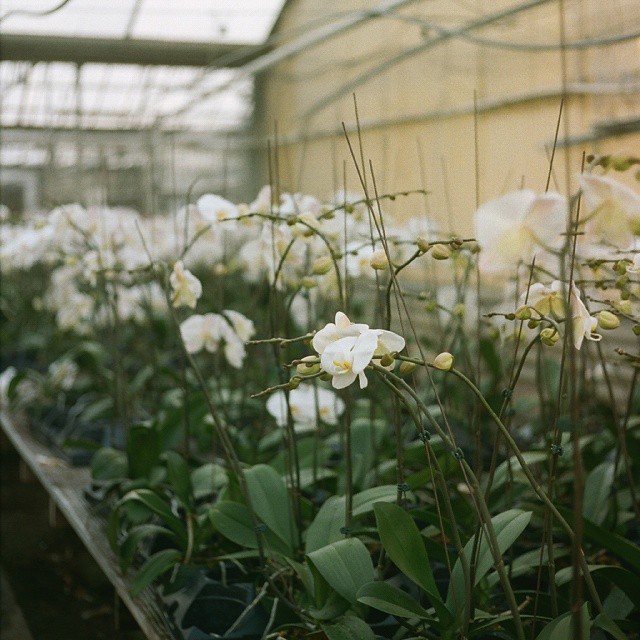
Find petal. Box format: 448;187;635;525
332;370;357;389
377;329;405;353
180;315;205;353
335;311;350;328
351;330;380;373
312;323;337;354
523;192;567;250
358;371;369;389
474;190;535;250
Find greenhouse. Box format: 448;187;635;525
1;1;639;639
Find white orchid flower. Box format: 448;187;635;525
197;194;239;224
180;313;224;354
580;173;640;250
372;330;406;370
627;253;640;273
222;309;256;342
320;331;380;389
312;311;369;354
170;260;202;309
474;190;566;273
569;282;601;350
519;281;566;319
266;384;345;432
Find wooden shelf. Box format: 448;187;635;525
0;411;177;640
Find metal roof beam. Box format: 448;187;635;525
0;33;266;67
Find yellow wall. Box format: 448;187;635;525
256;0;640;234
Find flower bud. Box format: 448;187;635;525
633;324;640;336
528;319;540;329
540;328;559;346
399;361;416;376
425;300;438;313
431;244;450;261
614;299;632;315
515;306;532;320
370;249;389;271
320;372;332;382
453;303;465;318
300;277;317;289
214;263;227;276
379;353;394;367
612;155;632;171
597;310;620;330
312;256;333;275
416;236;430;253
433;352;454;371
289;377;301;389
296;356;321;376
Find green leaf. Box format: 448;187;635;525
373;503;449;623
357;582;436;622
594;612;630;640
583;462;614;524
306;496;346;554
307;538;374;604
245;464;296;552
558;505;640;572
91;447;127;481
127;424;160;479
191;463;228;500
352;485;400;517
119;524;177;573
117;489;186;546
129;549;181;598
555;565;640;611
446;509;531;616
162;451;191;507
208;501;291;556
535;604;590;640
322;615;375;640
489;452;547;493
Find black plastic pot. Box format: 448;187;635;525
160;566;268;640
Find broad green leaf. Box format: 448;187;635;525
306;496;346;554
373;503;449;623
129;549;181;597
118;489;186;546
91;447;127;481
119;524;177;573
307;538;374;604
594;612;630;640
489;452;547;492
357;582;436;622
352;485;401;517
535;604;590;640
162;451;191;507
558;506;640;572
245;464;296;552
191;462;228;499
446;509;532;616
208;501;291;556
583;462;614;524
127;423;160;479
555;565;640;611
322;615;375;640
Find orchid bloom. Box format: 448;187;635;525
626;253;640;274
266;384;345;432
197;194;239;224
170;260;202;309
312;311;369;354
474;190;566;273
320;331;380;389
180;313;246;368
519;281;566;319
222;309;255;342
580;173;640;250
569;282;601;350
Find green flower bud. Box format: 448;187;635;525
597;310;620;330
615;299;632;314
379;353;394;367
289;377;301;389
431;244;451;260
320;372;332;382
399;361;416;376
300;277;318;289
540;328;559;346
296;356;321;376
633;324;640;336
370;249;389;271
515;306;532;320
433;352;454;371
312;256;333;275
416;237;430;253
